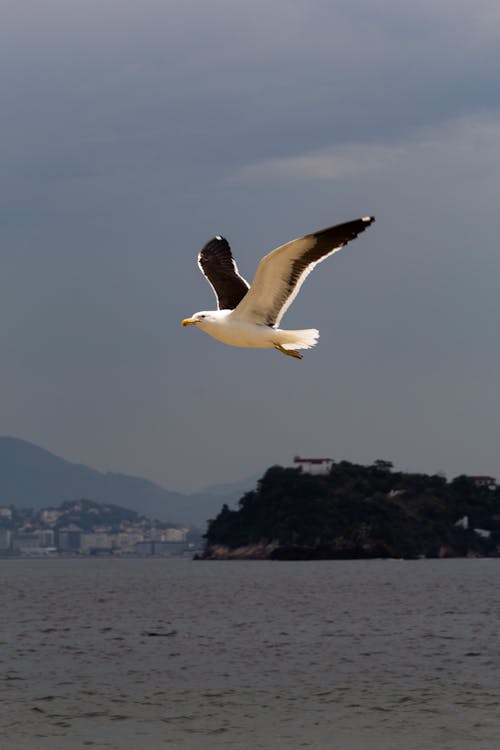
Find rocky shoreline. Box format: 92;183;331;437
200;541;480;560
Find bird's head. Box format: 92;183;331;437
181;310;226;329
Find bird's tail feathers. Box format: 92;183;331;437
278;328;319;351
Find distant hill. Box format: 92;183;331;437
0;437;255;525
204;462;500;559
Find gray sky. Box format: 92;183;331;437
1;0;500;492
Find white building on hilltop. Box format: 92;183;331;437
293;456;334;475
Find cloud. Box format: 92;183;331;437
238;143;405;182
3;0;500;185
237;110;500;182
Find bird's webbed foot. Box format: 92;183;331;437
274;344;303;360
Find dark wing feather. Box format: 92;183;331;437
233;217;375;326
198;236;250;310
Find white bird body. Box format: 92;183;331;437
182;216;374;359
188;309;319;351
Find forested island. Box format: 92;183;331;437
203;461;500;560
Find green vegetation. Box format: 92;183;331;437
204;461;500;559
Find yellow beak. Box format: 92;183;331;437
181;318;197;327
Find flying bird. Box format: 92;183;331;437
182;216;375;360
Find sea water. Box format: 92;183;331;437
1;557;499;750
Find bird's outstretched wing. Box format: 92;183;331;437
232;217;375;326
198;236;250;310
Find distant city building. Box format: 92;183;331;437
0;507;13;519
135;540;189;556
80;533;113;554
293;456;334;475
37;529;55;547
474;528;491;538
163;528;188;542
469;476;497;490
58;529;82;551
388;489;405;498
0;528;11;550
136;541;155;556
114;532;144;552
454;518;492;539
12;532;39;551
40;509;61;525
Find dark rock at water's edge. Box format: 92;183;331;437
202;543;407;560
269;543;395;561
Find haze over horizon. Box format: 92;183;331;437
2;1;500;493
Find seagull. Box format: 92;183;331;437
182;216;375;359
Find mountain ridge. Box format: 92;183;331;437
0;436;253;525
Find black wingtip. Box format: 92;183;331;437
200;236;230;253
